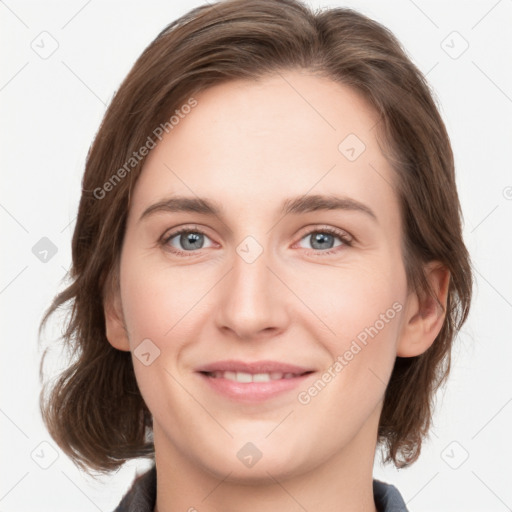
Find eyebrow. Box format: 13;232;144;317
138;194;377;223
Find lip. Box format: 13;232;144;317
196;359;313;374
195;359;315;403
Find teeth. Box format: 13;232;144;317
208;371;300;382
253;373;271;382
236;371;252;383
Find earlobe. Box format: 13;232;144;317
397;262;450;357
104;286;131;352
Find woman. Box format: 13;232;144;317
39;0;472;510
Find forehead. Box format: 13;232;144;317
129;70;398;224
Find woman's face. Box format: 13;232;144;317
109;70;417;480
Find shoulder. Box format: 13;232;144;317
112;465;157;512
373;479;409;512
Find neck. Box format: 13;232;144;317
153;409;380;512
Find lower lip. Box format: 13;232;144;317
197;372;314;402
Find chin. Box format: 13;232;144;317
195;436;316;484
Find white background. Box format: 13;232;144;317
1;0;511;511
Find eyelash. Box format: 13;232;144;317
160;225;353;258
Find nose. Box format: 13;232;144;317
214;241;290;341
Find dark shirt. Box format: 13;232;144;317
113;465;409;511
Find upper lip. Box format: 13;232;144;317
196;360;314;375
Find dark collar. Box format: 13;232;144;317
113;465;409;512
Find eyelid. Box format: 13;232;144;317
296;224;353;243
293;225;353;256
160;225;216;250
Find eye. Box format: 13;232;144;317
160;225;353;257
161;226;215;256
296;226;353;255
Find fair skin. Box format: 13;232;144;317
105;69;449;512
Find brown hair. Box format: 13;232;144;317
39;0;472;473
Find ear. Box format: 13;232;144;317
397;261;450;357
103;283;131;352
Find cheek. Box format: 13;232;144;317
291;272;405;433
298;258;407;398
118;258;201;425
119;255;206;347
298;260;406;345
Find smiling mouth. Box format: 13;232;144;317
195;359;316;401
200;370;313;383
197;368;316;403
